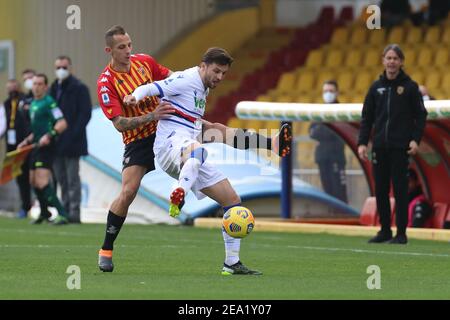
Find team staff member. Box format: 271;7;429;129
358;44;428;244
17;74;69;225
4;79;32;218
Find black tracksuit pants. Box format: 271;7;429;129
372;148;409;235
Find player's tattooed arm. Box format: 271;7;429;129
111;101;175;132
112;114;155;132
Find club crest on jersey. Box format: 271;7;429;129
117;79;124;86
102;93;110;105
397;86;404;95
138;66;146;76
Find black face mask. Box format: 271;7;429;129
8;90;20;99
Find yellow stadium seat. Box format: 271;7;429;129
434;47;449;66
409;70;425;85
349;28;367;46
416;47;433;68
324;49;344;69
338;94;353;103
354;70;373;94
243;120;266;132
351;94;365;103
403;47;417;65
295;70;316;93
293;92;316;103
330;27;349;47
368;28;386;46
424;72;441;91
227;117;244;129
265;120;282;133
343;49;362;68
387;26;404;43
275;72;297;95
336;70;354;93
276;95;293;103
316;71;336;88
304;49;324;69
424;26;440;44
362;49;381;68
439;73;450;91
405;27;423;44
256;94;273;102
442;28;450;45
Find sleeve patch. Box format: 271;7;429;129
51;107;64;119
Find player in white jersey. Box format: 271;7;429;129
125;48;291;275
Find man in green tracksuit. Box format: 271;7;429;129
18;73;69;225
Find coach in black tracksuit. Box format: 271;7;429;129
357;44;428;244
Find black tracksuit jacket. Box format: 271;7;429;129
358;69;428;149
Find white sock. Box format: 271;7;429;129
222;228;241;266
178;157;201;192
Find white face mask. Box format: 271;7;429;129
323;91;336;103
24;78;33;91
422;95;430;101
55;68;70;81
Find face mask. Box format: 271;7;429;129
422;95;430;101
24;78;33;91
323;92;336;103
55;68;70;81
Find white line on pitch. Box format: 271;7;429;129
288;245;450;258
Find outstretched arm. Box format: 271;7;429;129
112;101;175;132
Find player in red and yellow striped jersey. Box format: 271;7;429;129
97;26;176;272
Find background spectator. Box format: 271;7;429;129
49;56;92;224
309;80;348;203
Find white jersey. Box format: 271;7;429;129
133;66;208;154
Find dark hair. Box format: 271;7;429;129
105;25;127;47
22;69;36;75
323;79;339;91
34;73;48;85
202;47;233;66
56;55;72;65
383;44;405;60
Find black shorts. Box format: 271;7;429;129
122;134;156;173
30;144;55;170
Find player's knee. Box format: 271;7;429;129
121;184;139;204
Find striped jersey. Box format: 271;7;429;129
97;54;169;145
132;66;208;153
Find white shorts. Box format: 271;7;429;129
154;135;226;200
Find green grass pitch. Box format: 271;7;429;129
0;216;449;299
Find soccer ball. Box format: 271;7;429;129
222;206;255;238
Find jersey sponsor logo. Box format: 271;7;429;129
102;93;110;105
100;86;109;93
194;91;206;111
100;77;108;83
107;108;113;115
51;107;64;119
103;70;111;76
